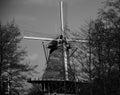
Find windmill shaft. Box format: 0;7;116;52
63;43;69;80
68;39;88;42
60;0;64;32
23;36;54;41
60;0;69;81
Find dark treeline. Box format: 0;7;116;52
78;0;120;95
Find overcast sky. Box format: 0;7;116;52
0;0;105;78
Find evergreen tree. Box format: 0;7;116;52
0;22;36;95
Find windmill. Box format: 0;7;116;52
24;0;88;95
